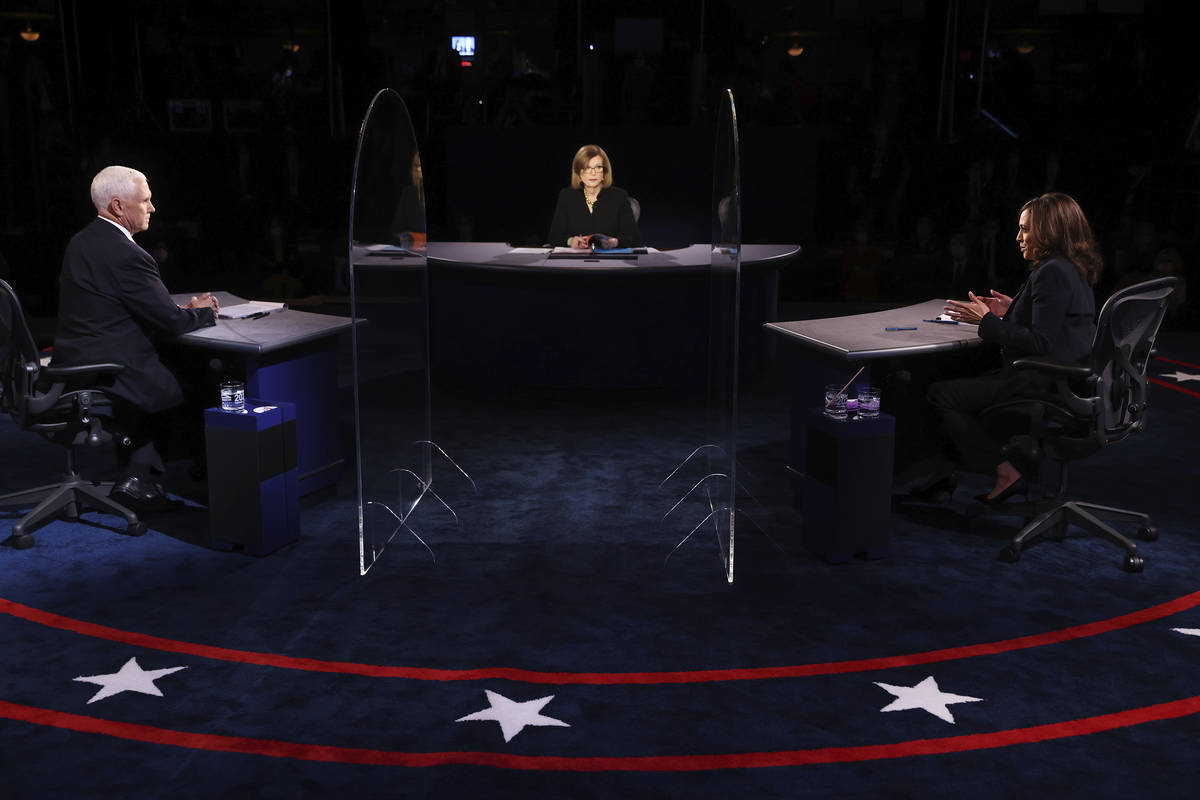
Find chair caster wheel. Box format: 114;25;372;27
6;533;35;550
1123;553;1144;573
998;544;1021;563
124;521;147;537
1137;524;1158;541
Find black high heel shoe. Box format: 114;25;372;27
975;477;1029;506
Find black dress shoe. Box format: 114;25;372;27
975;477;1029;506
110;476;183;513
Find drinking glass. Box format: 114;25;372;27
857;386;881;419
220;379;245;412
824;384;848;420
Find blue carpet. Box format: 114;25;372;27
2;332;1199;798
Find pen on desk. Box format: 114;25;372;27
923;318;960;325
246;311;270;320
885;326;918;331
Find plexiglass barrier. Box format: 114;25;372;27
348;88;471;575
661;89;743;583
707;90;742;583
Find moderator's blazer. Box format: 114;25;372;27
54;218;215;413
547;185;642;248
978;256;1096;364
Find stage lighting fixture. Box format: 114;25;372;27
20;23;39;42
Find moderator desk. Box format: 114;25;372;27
170;292;353;496
397;242;800;387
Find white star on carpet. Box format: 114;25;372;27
456;690;570;742
1173;628;1200;637
1160;371;1200;383
73;657;188;704
874;675;983;724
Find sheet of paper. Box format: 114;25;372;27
219;300;287;319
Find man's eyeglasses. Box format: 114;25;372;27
581;165;606;173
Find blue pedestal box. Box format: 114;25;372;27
801;408;894;563
204;399;299;555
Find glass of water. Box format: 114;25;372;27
220;379;245;413
857;386;881;419
824;384;848;420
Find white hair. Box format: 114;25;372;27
90;166;147;212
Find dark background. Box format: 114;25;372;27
1;0;1196;325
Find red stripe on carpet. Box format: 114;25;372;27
1149;376;1200;399
5;591;1200;684
1154;355;1200;371
3;695;1199;769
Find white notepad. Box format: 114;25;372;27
218;301;287;320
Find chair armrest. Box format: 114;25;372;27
1008;357;1093;379
42;362;126;380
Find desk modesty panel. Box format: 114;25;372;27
403;244;800;387
765;299;981;361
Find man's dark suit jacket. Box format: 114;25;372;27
978;256;1096;364
547;185;642;248
54;217;215;413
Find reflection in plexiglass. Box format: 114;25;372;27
348;88;473;575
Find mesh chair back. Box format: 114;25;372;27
0;279;41;420
1090;276;1176;443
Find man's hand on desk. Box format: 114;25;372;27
181;292;219;316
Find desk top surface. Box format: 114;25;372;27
169;292;352;355
766;299;982;361
352;242;800;274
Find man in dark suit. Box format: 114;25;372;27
54;165;219;510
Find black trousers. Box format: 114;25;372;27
927;367;1045;475
883;347;999;475
109;396;172;481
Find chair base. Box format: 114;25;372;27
995;498;1156;573
1;475;144;548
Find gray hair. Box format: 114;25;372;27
90;166;147;212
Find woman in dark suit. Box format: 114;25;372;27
930;192;1100;503
547;144;642;249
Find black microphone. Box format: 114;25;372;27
587;234;606;251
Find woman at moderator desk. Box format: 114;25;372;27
930;192;1099;504
548;144;642;249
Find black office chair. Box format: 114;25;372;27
974;276;1176;572
628;195;641;223
0;279;144;548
